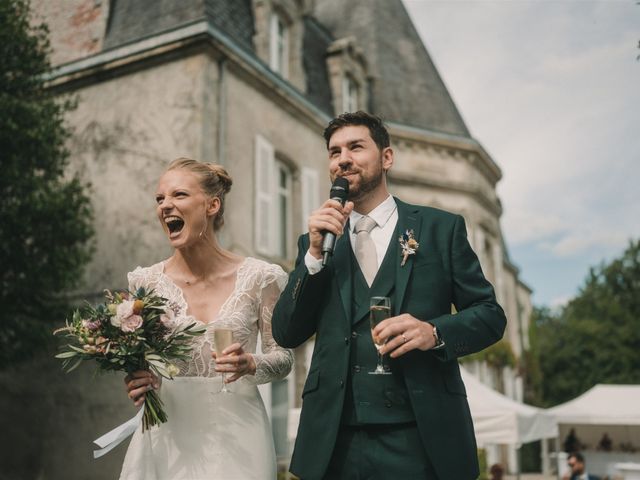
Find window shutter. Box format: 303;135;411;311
255;135;275;255
300;167;319;235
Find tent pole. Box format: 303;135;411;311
541;437;550;476
555;433;561;480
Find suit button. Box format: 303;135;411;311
351;331;357;338
344;336;349;345
385;401;392;408
339;380;344;388
353;365;361;373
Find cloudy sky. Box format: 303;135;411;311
403;0;640;306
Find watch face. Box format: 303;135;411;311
433;326;443;346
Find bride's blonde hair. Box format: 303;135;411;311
166;157;233;231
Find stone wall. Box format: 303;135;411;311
0;348;130;480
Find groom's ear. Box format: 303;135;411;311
382;147;394;172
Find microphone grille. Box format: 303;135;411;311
330;177;349;200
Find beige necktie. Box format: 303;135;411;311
354;215;378;286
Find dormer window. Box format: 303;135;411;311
326;37;368;115
269;12;289;77
342;74;359;113
252;1;305;90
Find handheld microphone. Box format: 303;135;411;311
321;177;350;266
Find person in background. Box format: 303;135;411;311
564;428;581;453
563;452;601;480
597;432;612;452
489;463;504;480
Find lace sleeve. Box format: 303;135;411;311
127;266;148;292
249;265;294;385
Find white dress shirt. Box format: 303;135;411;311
305;195;398;274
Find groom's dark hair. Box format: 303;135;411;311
323;111;390;151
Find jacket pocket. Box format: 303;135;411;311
442;364;467;396
302;368;320;398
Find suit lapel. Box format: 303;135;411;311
394;199;422;316
332;229;353;322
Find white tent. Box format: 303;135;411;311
549;384;640;427
461;367;558;446
548;385;640;477
549;384;640;454
549;384;640;453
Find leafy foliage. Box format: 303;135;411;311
521;308;544;406
461;339;517;369
0;0;93;365
536;240;640;406
55;288;205;429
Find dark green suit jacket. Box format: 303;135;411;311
272;199;507;480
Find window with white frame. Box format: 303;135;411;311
300;167;319;234
269;12;288;77
275;161;292;258
254;135;295;258
342;74;359;113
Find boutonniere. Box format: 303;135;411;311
399;229;419;266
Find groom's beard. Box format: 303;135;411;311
346;159;385;203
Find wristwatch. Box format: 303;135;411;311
430;323;445;349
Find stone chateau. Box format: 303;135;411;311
2;1;532;477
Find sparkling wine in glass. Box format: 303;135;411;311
369;296;392;375
214;327;234;393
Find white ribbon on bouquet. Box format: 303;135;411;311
93;407;144;458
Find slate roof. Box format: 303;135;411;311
104;0;254;53
313;0;471;137
301;15;334;115
102;0;470;136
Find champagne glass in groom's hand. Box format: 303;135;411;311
369;296;392;375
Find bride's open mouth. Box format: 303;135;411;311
164;215;185;238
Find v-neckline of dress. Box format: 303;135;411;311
159;257;249;325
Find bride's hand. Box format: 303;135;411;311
124;370;160;407
213;343;256;383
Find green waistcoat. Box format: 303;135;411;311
341;235;416;425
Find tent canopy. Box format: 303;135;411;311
460;368;558;446
549;385;640;426
549;384;640;451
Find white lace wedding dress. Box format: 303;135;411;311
119;257;293;480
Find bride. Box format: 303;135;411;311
119;157;293;479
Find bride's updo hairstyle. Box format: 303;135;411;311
166;157;233;231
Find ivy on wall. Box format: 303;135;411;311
461;339;517;369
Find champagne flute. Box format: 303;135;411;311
213;327;234;394
369;296;392;375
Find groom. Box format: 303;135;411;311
272;111;506;479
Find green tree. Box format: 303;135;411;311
537;240;640;406
522;309;544;406
0;0;93;365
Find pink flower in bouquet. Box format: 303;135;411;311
160;308;178;330
112;300;135;327
82;319;101;331
121;314;143;332
117;300;135;318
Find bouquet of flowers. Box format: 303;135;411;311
54;287;205;431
